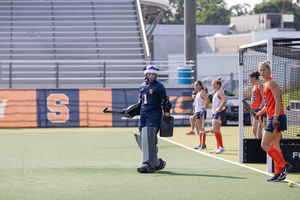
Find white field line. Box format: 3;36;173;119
159;137;300;187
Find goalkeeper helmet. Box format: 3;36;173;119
143;65;159;85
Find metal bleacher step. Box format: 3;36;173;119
0;42;142;48
0;16;137;21
0;37;142;42
0;54;144;59
0;0;134;6
0;21;138;26
0;31;141;37
0;26;139;32
0;10;136;16
0;48;143;54
0;5;135;11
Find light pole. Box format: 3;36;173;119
184;0;197;82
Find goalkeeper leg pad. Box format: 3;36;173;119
141;126;158;169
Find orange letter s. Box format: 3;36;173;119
47;94;69;123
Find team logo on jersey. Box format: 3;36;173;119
149;89;153;94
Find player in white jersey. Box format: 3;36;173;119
193;81;209;150
210;77;227;154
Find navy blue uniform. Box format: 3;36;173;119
139;80;166;128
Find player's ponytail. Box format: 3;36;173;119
213;77;222;88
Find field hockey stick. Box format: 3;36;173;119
256;121;260;138
242;98;265;129
103;108;124;114
256;119;260;138
200;113;205;149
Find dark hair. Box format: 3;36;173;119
195;80;204;90
213;77;222;87
249;70;260;80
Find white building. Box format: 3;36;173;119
150;14;299;91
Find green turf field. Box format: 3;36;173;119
0;127;299;199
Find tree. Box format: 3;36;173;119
196;0;231;25
159;0;184;24
253;0;300;31
230;3;252;16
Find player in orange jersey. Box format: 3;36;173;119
249;70;267;138
210;77;227;154
254;61;292;182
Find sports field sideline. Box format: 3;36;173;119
0;127;299;199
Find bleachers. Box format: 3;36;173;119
0;0;144;61
0;0;150;88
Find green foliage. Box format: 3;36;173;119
230;3;253;16
159;0;184;24
172;0;185;24
253;0;300;31
196;0;231;25
159;0;231;25
157;0;299;29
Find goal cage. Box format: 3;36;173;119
238;38;300;172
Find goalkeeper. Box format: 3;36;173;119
122;65;172;173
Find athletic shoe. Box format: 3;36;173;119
278;163;293;181
267;174;280;182
215;147;226;154
137;163;155;173
186;131;195;135
199;145;207;150
210;148;218;154
193;145;207;150
155;158;166;171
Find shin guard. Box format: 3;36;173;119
199;132;206;146
268;147;286;168
214;132;223;148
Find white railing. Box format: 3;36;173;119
135;0;150;60
0;60;195;89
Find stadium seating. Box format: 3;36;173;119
0;0;149;88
